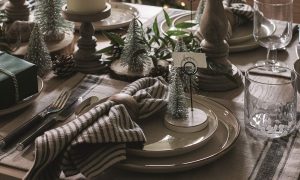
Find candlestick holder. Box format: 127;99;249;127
5;0;30;22
62;3;111;74
195;0;242;91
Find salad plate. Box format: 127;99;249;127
127;100;219;158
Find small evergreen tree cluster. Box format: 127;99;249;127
26;24;52;77
35;0;72;41
120;18;150;73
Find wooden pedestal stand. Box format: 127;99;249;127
5;0;30;22
110;59;154;81
62;4;111;74
195;0;242;91
12;32;75;57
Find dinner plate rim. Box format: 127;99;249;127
74;2;140;31
127;100;219;158
0;76;43;116
118;96;241;173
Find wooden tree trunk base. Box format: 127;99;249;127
110;59;154;82
195;64;242;91
12;31;75;58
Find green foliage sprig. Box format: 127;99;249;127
98;9;201;66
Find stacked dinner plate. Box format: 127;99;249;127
74;2;139;31
118;96;240;173
160;13;260;53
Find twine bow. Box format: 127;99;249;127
0;65;19;103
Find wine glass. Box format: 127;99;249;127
253;0;293;72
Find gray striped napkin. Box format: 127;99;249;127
223;0;253;25
24;76;168;180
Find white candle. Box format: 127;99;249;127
67;0;106;14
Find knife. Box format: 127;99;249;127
15;95;82;151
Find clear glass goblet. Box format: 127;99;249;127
253;0;293;72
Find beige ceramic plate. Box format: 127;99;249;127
118;96;240;173
228;22;253;45
127;101;218;158
0;77;43;116
75;2;139;31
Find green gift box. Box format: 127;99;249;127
0;53;38;109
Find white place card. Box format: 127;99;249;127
172;52;207;68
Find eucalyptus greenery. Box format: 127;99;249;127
98;9;201;66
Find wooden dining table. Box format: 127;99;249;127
0;3;299;180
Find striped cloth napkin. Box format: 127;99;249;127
223;0;253;24
24;76;168;180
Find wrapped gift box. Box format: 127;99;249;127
0;53;38;109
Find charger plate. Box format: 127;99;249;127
127;100;218;158
0;77;43;116
74;2;139;31
118;96;240;173
160;13;259;53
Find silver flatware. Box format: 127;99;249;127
74;96;99;117
16;92;82;151
0;90;71;149
74;96;111;117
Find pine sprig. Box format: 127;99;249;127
26;24;52;77
35;0;73;41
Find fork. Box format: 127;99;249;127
0;90;71;149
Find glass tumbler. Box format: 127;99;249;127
244;65;297;138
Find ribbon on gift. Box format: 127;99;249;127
24;76;169;180
0;65;19;103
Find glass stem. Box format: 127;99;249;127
266;48;278;65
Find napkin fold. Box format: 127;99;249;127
223;0;253;27
24;77;169;180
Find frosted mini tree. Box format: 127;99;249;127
35;0;72;41
120;18;149;73
167;68;188;119
167;38;188;119
174;37;188;52
26;24;52;77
